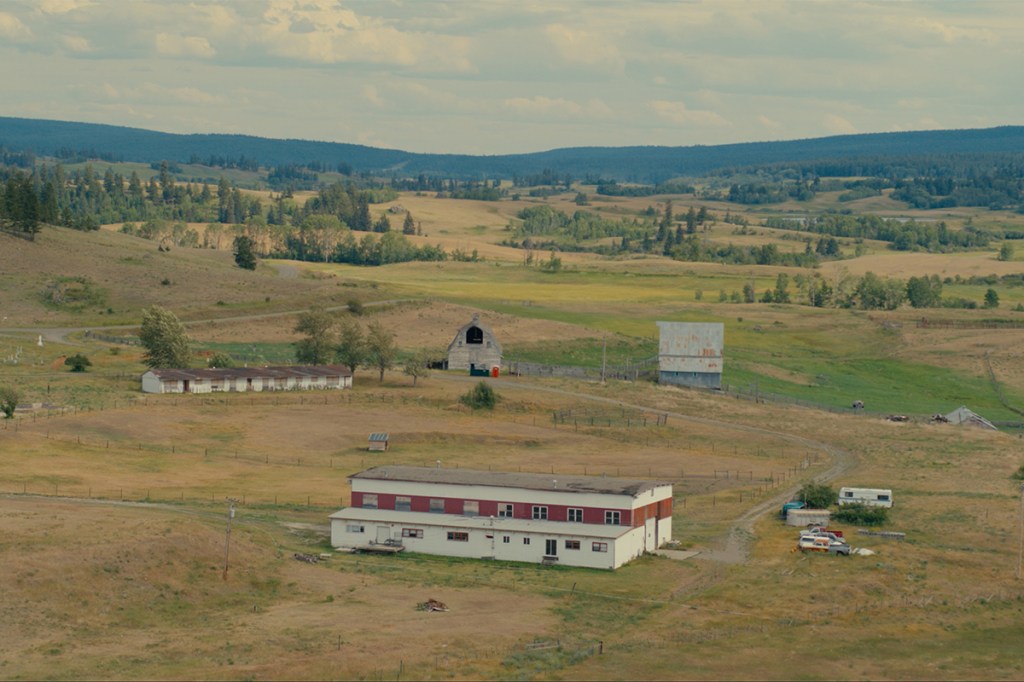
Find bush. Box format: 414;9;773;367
833;504;889;526
1011;464;1024;481
347;298;364;316
460;382;498;410
797;482;835;509
64;354;92;372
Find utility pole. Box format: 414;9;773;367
601;335;607;384
1017;484;1024;580
223;497;239;581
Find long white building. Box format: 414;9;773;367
329;466;673;570
141;365;352;394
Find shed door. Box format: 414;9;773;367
645;517;657;551
376;526;390;543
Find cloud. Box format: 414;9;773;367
545;23;624;71
155;33;216;59
0;12;31;41
38;0;94;15
758;115;782;130
502;96;613;120
253;0;473;72
362;84;384;107
61;34;93;53
910;17;998;46
822;113;857;135
649;100;729;127
99;81;223;106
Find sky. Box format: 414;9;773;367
1;0;1021;155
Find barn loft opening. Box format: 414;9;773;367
466;326;483;345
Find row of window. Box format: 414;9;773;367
348;524;610;552
361;495;622;525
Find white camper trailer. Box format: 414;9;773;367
837;487;893;508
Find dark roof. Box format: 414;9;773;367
144;365;352;381
350;465;669;497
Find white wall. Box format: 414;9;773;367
330;512;647;569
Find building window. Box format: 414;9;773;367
498;503;513;518
395;496;411;511
429;498;445;513
565;540;581;550
568;508;583;522
502;536;510;544
592;542;608;553
447;531;469;542
604;510;621;525
532;506;548;520
523;537;531;545
362;494;378;510
346;524;364;533
463;500;479;516
402;528;423;538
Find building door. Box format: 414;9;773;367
376;526;390;543
545;539;557;556
645;517;657;552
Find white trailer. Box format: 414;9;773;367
838;487;893;508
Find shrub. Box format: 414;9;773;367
833;504;889;526
347;298;364;316
460;382;498;410
0;386;20;419
1011;464;1024;481
64;354;92;372
797;482;835;509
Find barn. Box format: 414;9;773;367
141;365;353;394
329;465;673;570
446;314;502;373
656;321;724;389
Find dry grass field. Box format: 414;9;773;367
2;189;1024;679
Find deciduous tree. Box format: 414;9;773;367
336;318;366;374
365;320;397;383
293;306;336;365
139;306;192;368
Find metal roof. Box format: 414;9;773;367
144;365;352;381
328;508;633;539
368;433;389;442
349;465;669;497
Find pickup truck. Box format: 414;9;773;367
797;535;851;556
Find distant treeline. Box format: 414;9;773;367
502;203;827;267
762;214;991;251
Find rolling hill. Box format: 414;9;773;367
3;116;1024;182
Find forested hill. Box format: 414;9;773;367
2;116;1024;182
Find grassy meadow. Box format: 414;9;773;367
2;186;1024;679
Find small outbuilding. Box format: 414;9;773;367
446;314;502;373
367;433;390;451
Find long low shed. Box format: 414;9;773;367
141;365;353;394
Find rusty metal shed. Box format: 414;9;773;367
656;321;724;389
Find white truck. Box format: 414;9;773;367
837;487;893;508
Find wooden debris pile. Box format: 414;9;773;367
293;552;320;564
416;598;449;612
